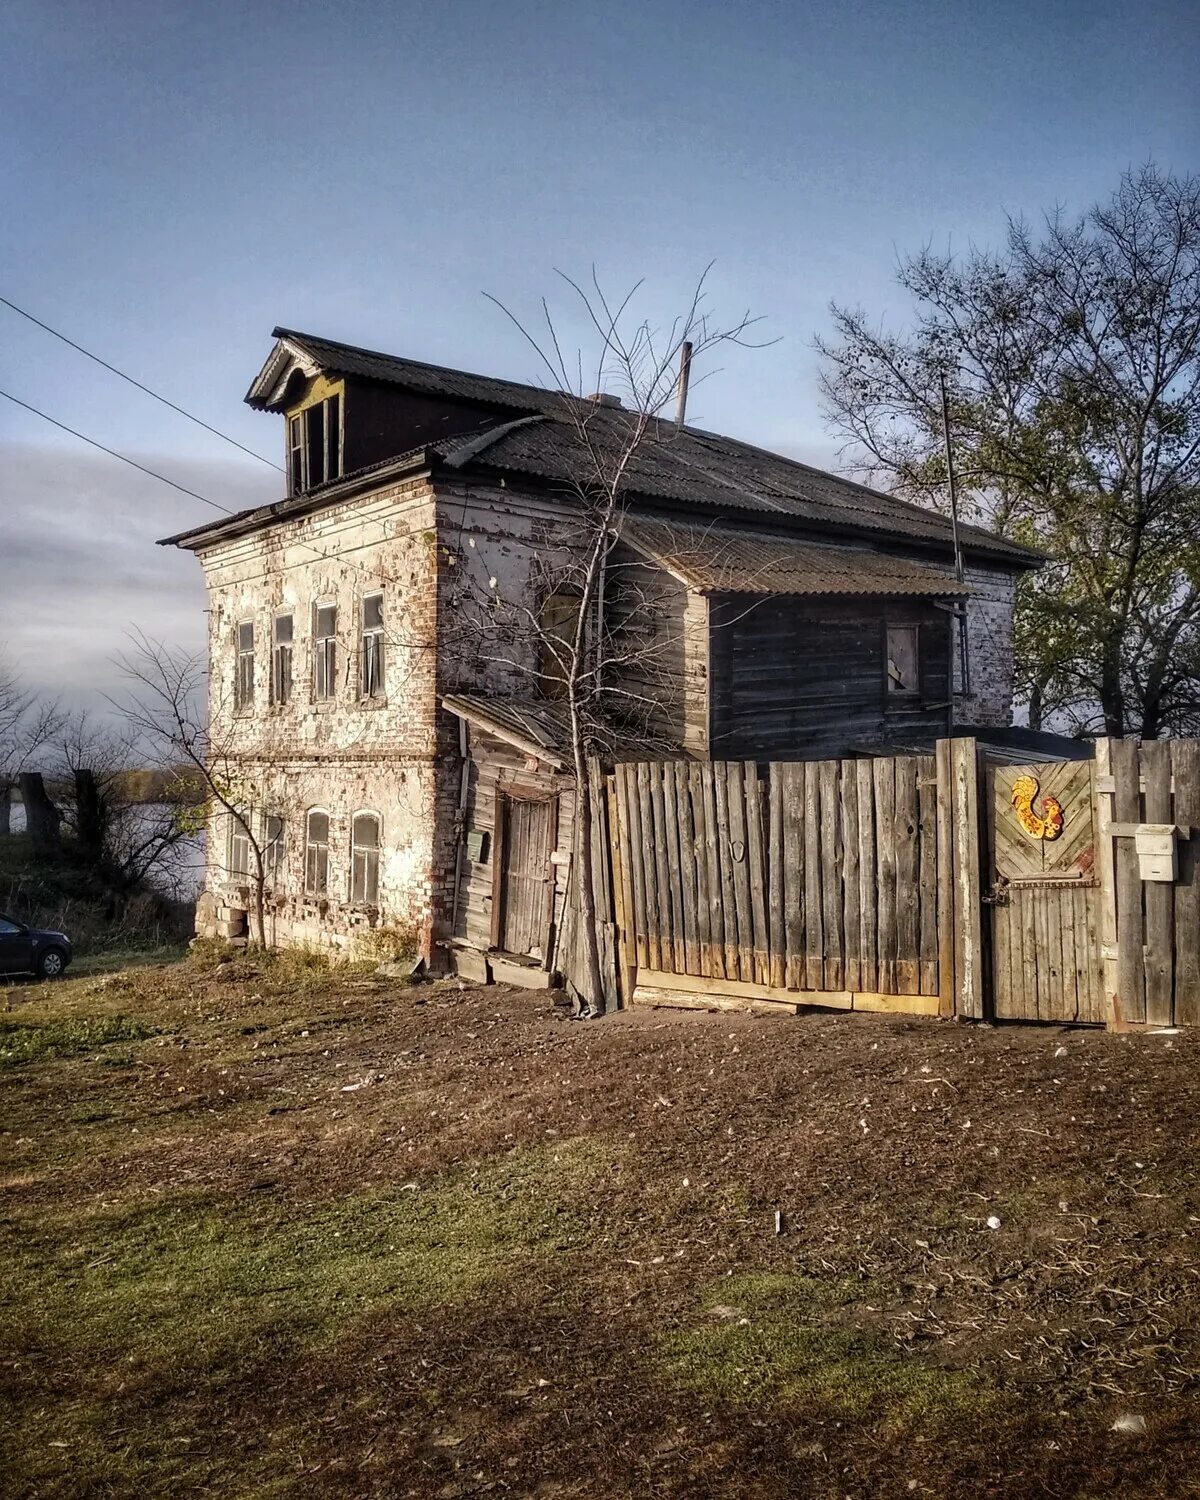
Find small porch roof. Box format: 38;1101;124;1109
620;515;971;598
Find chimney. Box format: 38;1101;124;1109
675;339;693;427
585;391;622;408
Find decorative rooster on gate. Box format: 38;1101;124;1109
1010;773;1064;841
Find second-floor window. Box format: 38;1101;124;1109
361;593;384;698
235;622;254;709
287;395;343;495
313;604;337;699
272;614;293;704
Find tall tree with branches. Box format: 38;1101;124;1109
446;270;764;1015
114;631;286;947
817;165;1200;737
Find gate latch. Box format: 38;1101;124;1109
982;878;1010;907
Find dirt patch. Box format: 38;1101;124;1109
2;956;1199;1496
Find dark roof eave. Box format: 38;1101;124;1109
157;448;434;551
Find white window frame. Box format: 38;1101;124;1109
271;614;293;706
313;601;337;700
360;592;385;699
234;620;255;710
350;811;381;905
228;809;253;880
305;808;330;896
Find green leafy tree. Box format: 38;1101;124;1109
816;165;1200;737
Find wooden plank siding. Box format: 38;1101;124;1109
708;595;953;761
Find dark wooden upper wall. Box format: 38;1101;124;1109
708;594;952;759
344;380;518;473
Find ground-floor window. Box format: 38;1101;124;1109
351;812;380;904
305;809;330;895
228;811;252;878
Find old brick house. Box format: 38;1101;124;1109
161;328;1040;963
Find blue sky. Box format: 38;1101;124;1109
2;0;1196;707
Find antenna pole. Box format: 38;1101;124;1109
939;370;971;696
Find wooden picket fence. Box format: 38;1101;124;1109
562;737;1200;1028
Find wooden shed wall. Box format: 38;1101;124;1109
708;595;952;760
451;726;576;958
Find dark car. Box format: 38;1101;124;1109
0;915;72;979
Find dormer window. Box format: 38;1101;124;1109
287;394;343;495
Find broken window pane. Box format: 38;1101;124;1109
351;812;380;903
886;625;919;696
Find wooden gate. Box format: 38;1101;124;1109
604;749;985;1018
493;793;556;959
984;759;1105;1023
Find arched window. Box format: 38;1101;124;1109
305;809;329;895
351;812;380;905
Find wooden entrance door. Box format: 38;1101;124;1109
985;759;1104;1022
494;794;556;959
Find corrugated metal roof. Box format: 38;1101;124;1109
442;694;573;765
249;328;556;413
429;408;1037;565
441;694;676;764
241;329;1037;566
620;516;970;597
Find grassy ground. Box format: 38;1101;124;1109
2;952;1199;1498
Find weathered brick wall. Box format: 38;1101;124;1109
955;562;1017;727
195;477;444;958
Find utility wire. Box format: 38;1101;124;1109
0;294;283;471
0;388;233;514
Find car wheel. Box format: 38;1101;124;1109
37;948;67;980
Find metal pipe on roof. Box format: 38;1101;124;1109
675;340;693;427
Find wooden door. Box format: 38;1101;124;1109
986;759;1104;1023
495;795;555;959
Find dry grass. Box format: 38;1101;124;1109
2;952;1199;1497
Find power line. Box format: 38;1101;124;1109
0;388;233;514
0;294;283;472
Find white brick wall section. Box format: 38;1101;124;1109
955;562;1016;727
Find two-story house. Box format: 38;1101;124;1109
161;327;1040;966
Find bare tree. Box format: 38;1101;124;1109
113;632;283;946
45;709;196;896
0;649;64;836
447;269;765;1015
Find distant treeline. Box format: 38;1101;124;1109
9;767;206;807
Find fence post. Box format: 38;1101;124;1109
935;738;956;1016
939;737;985;1019
1093;739;1120;1030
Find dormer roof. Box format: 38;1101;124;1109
245;327;554;414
